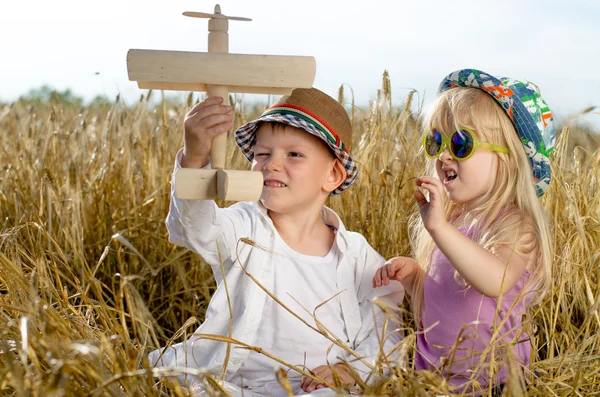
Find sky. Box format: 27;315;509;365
1;0;599;122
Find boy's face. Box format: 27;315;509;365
251;123;341;215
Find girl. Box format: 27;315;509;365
373;69;555;395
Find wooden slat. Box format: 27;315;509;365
174;168;217;200
137;81;293;95
173;168;263;201
127;50;316;89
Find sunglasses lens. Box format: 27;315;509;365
425;129;443;157
451;130;475;159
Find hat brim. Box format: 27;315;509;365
235;113;358;196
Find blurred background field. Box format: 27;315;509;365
1;74;599;396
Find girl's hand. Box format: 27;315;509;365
300;363;355;392
372;256;418;288
181;96;233;168
415;176;448;234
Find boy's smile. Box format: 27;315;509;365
263;179;287;188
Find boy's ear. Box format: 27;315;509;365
323;158;347;194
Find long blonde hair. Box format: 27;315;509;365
410;87;553;321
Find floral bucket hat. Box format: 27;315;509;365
439;69;556;197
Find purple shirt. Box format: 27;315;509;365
415;226;532;394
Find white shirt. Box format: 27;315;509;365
233;235;345;393
149;151;405;394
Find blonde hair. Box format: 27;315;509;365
410;87;553;320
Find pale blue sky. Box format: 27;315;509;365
1;0;599;120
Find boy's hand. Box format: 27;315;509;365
181;96;233;168
300;363;355;392
414;176;448;234
373;256;418;290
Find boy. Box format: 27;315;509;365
149;88;404;396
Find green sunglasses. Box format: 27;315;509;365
422;127;509;161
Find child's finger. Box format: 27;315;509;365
419;176;444;194
414;189;428;208
395;260;414;281
423;182;444;208
425;176;444;193
302;367;328;392
188;96;224;116
416;179;435;191
417;180;442;204
373;267;383;287
204;119;235;137
200;112;234;130
300;375;308;390
417;175;440;185
382;264;390;285
421;182;438;199
187;100;206;116
388;260;406;281
185;111;233;137
305;380;322;392
416;182;437;208
189;104;232;125
301;373;318;390
416;177;436;193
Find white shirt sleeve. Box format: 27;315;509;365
337;236;405;380
165;149;253;284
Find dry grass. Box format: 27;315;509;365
1;75;599;396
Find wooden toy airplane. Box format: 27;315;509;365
127;5;316;201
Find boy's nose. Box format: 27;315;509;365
263;156;283;172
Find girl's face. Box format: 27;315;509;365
434;129;499;208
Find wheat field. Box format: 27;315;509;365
1;74;599;396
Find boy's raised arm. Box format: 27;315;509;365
166;149;252;283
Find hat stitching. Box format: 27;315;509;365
263;104;347;152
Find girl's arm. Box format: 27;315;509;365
430;222;533;297
416;176;534;297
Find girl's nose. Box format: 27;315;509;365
438;147;453;162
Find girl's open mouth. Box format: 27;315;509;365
444;170;457;184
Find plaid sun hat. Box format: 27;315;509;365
439;69;556;197
235;87;357;195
